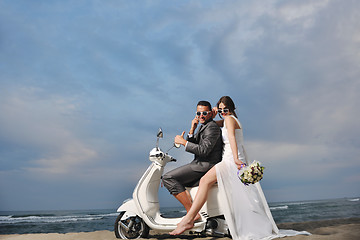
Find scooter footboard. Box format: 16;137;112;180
143;212;206;233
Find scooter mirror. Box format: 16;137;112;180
157;128;163;138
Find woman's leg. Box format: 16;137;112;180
170;166;218;235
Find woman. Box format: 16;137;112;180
170;96;307;239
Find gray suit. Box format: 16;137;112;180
162;120;223;195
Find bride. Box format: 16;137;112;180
170;96;309;239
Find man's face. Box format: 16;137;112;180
196;105;212;124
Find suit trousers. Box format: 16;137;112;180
162;162;208;195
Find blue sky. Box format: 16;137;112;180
0;0;359;211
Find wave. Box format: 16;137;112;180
286;200;321;206
1;216;98;224
0;212;118;224
12;213;56;218
270;205;288;210
348;198;359;202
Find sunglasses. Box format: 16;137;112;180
196;111;211;116
218;108;229;114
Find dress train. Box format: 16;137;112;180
215;115;310;239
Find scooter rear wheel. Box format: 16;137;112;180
114;212;150;239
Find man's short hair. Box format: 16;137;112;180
197;100;212;110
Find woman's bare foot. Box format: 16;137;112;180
169;217;195;235
194;213;201;221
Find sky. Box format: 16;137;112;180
0;0;359;211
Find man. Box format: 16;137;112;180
162;101;223;218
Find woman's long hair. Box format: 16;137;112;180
217;96;238;118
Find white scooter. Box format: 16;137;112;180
114;128;230;239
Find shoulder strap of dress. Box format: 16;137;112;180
229;115;242;129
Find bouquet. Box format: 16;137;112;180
237;160;265;185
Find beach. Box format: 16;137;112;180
1;218;359;240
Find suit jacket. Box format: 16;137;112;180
185;120;223;172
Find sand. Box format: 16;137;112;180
1;218;359;240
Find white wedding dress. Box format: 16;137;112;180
215;115;310;240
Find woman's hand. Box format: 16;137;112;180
234;159;246;170
212;107;218;117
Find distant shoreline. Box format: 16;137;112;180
1;217;359;240
0;196;358;212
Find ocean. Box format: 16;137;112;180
0;197;359;235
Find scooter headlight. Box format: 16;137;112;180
155;153;163;158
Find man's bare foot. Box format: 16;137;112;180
169;217;195;235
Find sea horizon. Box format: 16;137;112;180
1;196;358;212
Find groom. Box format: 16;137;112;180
162;100;223;216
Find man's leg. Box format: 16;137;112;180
174;190;201;221
162;163;204;219
170;166;217;235
174;190;193;213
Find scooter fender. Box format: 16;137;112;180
117;199;138;220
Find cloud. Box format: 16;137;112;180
0;86;98;175
0;0;359;210
27;141;97;175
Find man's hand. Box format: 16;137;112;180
189;116;199;135
174;131;187;147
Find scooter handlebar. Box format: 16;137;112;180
149;148;177;164
165;154;176;162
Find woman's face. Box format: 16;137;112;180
218;102;230;117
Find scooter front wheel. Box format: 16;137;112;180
114;212;150;239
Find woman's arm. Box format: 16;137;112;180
212;107;224;127
225;116;244;169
